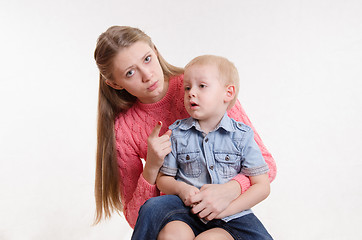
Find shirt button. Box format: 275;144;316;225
186;155;190;160
225;155;230;161
209;165;214;170
205;138;209;142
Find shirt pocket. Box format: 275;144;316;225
214;152;241;178
178;151;202;178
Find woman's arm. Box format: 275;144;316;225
118;151;159;228
143;122;172;184
215;173;270;219
119;122;172;228
228;100;277;193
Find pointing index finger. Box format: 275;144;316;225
149;121;162;138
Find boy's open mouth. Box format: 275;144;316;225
190;101;198;107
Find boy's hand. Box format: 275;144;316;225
185;182;240;221
178;184;200;206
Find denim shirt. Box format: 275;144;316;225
160;113;269;222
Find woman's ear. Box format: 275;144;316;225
105;79;124;90
224;85;236;103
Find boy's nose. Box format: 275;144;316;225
188;88;193;96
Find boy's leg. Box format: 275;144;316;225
158;221;195;240
131;195;206;240
207;213;273;240
194;228;233;240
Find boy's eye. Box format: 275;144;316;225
184;86;191;91
200;84;206;88
145;55;151;63
126;69;135;77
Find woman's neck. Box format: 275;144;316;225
159;77;169;101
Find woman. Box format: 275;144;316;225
93;26;276;239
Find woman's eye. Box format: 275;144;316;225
126;70;135;77
145;55;151;63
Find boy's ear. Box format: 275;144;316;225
105;79;124;90
224;85;236;103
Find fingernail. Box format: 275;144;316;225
158;121;162;125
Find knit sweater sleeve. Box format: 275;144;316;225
122;169;159;228
115;117;160;229
227;100;277;194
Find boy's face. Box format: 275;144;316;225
183;63;229;122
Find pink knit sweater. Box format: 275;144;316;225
114;75;276;228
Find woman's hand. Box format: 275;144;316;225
185;181;241;221
143;121;172;184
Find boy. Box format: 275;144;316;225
157;55;273;239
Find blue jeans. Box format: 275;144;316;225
131;195;273;240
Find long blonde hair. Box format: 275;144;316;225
93;26;183;224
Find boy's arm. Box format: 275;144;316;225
212;173;270;220
156;173;200;205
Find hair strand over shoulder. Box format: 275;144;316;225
93;26;183;224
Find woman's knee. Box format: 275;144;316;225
157;221;195;240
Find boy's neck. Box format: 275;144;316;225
197;112;226;135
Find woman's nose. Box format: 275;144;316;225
140;67;152;82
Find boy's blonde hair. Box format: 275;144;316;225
185;55;240;108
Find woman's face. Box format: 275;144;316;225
109;41;166;104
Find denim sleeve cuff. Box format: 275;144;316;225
241;164;269;176
160;165;177;176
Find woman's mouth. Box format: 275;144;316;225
148;81;158;91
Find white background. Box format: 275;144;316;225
1;0;361;239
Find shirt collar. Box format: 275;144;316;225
179;113;236;133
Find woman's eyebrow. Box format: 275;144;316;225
120;51;152;74
122;64;135;74
141;51;152;60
